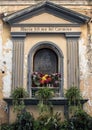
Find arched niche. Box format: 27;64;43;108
28;41;64;97
33;48;58;74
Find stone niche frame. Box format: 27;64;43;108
28;41;64;97
3;1;90;96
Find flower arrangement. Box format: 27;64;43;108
31;72;61;87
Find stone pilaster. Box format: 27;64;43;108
11;34;26;89
65;32;80;88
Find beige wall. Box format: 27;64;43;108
9;105;64;123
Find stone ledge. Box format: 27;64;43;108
4;98;88;105
4;98;88;120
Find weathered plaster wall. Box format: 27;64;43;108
79;22;92;116
0;20;12;123
0;21;12;98
0;0;92;123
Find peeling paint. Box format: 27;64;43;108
86;42;92;74
0;37;13;97
0;36;2;60
88;99;92;106
79;38;89;79
2;39;12;97
2;71;12;97
0;36;4;74
79;38;92;115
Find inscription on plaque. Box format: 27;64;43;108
12;25;81;33
21;26;72;33
34;48;58;74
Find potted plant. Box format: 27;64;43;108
65;86;83;117
11;87;29;113
36;87;54;114
36;87;54;101
65;86;82;106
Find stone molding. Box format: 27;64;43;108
3;1;90;25
28;41;64;97
0;0;92;6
